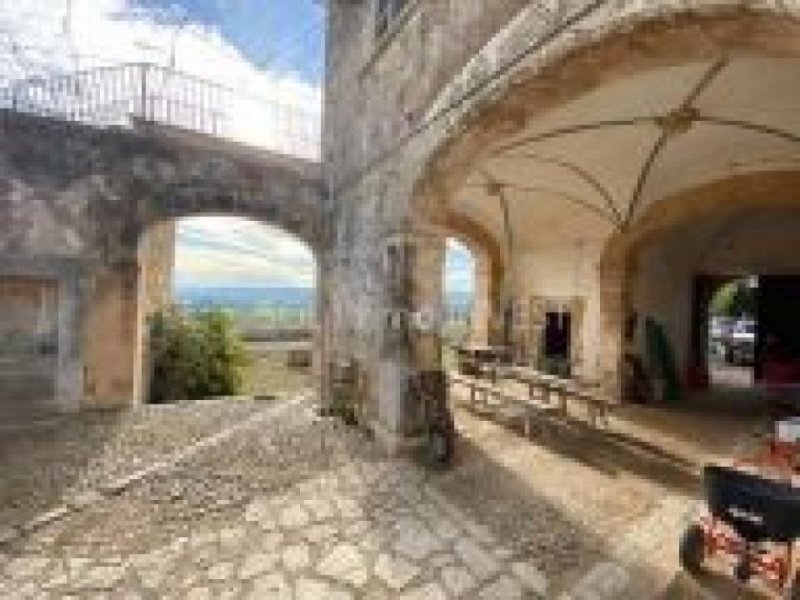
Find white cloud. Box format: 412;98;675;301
174;217;316;288
0;0;321;157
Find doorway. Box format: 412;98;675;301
543;311;571;376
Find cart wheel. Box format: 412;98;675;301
787;570;800;600
679;524;706;574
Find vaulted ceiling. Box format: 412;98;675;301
451;58;800;252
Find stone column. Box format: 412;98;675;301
314;252;331;406
83;261;144;408
471;251;491;346
376;229;445;453
597;260;631;402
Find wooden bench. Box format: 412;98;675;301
450;371;560;436
493;386;562;438
509;367;571;415
510;367;613;428
574;387;613;428
448;373;492;411
449;369;612;434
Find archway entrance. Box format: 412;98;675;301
403;26;800;587
81;215;319;408
417;52;800;403
703;275;757;391
441;238;475;371
166;216;317;402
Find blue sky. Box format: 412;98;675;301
445;240;475;294
132;0;325;83
0;0;473;293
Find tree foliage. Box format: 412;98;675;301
148;307;248;403
710;279;757;318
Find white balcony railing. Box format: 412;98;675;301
0;63;321;160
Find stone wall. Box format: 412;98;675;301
0;277;58;409
139;222;175;318
324;0;800;445
0;112;325;411
325;0;529;187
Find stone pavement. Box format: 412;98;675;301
0;397;557;599
0;392;757;599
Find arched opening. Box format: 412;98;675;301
624;203;800;408
416;45;800;398
441;237;475;371
82;215;319;407
171;216;317;401
707;276;757;390
401;18;800;569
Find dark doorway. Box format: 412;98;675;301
756;275;800;382
544;311;571;360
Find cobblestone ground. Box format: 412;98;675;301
0;400;265;530
0;391;771;599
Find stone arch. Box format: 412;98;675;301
597;169;800;398
440;212;507;347
603;170;800;268
0;113;326;410
409;4;800;226
397;4;800;400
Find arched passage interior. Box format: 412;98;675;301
411;32;800;402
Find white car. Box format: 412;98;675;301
724;319;756;366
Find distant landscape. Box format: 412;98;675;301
176;285;314;310
176;285;474;314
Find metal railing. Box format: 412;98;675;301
0;63;321;159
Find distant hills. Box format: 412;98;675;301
176;285;313;309
176;285;473;311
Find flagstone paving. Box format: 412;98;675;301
0;393;728;599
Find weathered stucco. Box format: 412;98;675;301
5;0;800;453
0;111;325;411
324;0;800;448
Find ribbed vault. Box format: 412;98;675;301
449;58;800;252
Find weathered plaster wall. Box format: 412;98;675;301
511;241;605;375
325;0;529;187
0;277;58;409
325;0;800;442
0;112;325;410
139;222;175;318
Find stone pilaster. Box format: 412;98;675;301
83;261;144;408
471;251;491;346
375;229;445;453
597;260;632;402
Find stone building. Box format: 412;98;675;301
4;1;800;454
322;0;800;451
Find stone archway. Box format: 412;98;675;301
0;113;326;411
598;170;800;400
413;6;800;218
396;7;800;410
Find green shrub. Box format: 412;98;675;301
148;307;249;403
710;279;756;318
